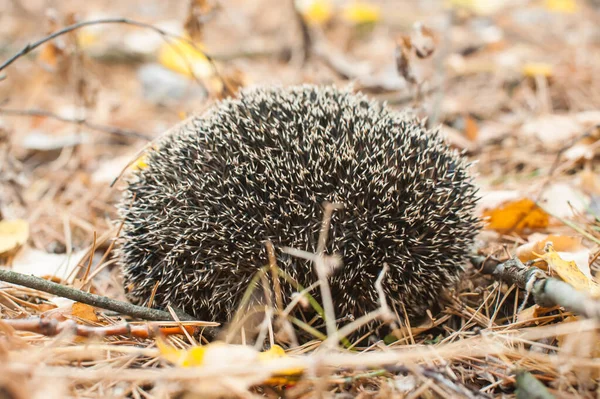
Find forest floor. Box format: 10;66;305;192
1;0;600;397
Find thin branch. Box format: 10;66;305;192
0;269;197;321
473;256;600;320
0;107;151;141
1;317;205;338
0;17;234;96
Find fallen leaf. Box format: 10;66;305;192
297;0;333;25
20;131;89;151
539;182;588;218
464;115;479;141
157;340;304;384
38;42;63;68
0;219;29;257
10;247;86;281
72;302;99;322
516;305;545;324
580;168;600;196
482;198;549;232
517;234;590;274
522;62;553;78
544;0;578;13
517;234;583;263
158;37;212;79
444;0;504;15
522;114;583;150
536;242;599;296
341;2;381;25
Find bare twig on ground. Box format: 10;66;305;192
1;318;205;338
473;256;600;320
0;269;197;321
0;107;151;141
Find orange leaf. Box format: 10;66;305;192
482;198;549;232
38;42;62;68
72;302;99;322
464;115;479;141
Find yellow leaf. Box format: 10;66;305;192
341;2;381;25
258;344;286;361
297;0;333;25
157;338;207;367
544;0;577;13
536;243;600;296
0;219;29;256
444;0;504;15
157;340;304;384
482;198;549;232
76;29;100;48
72;302;99;322
517;234;583;264
258;345;304;385
158;38;212;78
522;62;553;78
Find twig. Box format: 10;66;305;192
0;17;233;96
1;318;204;338
0;107;151;141
314;202;343;348
473;256;600;320
0;269;197;321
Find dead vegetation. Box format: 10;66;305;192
1;0;600;397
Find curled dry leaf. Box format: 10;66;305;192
411;22;436;59
395;36;417;86
517;234;590;274
536;242;600;296
0;219;29;257
184;0;213;42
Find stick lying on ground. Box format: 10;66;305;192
473;256;600;320
0;318;209;338
0;269;196;321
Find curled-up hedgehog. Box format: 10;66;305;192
117;85;480;333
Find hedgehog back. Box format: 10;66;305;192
118;85;479;325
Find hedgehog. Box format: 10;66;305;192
117;85;480;332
